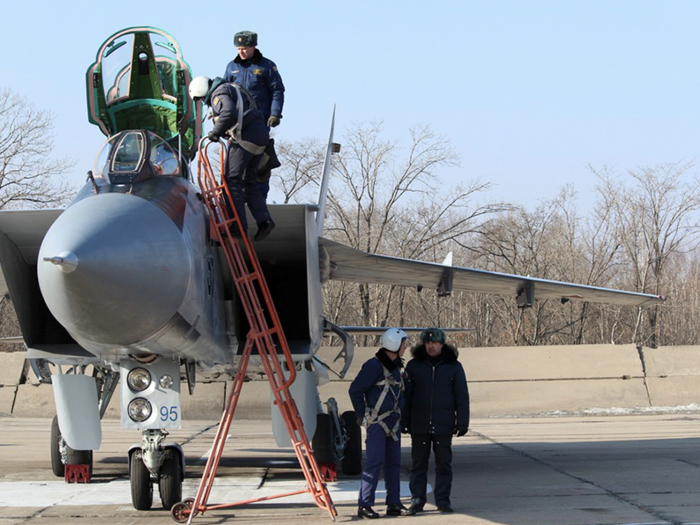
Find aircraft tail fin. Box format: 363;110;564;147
315;107;338;236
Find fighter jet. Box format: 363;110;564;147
0;26;664;512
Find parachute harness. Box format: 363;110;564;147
212;84;266;155
364;358;404;441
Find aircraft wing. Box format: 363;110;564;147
319;237;665;307
0;209;64;296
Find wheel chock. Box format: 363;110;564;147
65;464;91;483
319;463;337;482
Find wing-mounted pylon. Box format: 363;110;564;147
85;26;200;158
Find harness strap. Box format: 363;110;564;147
364;359;404;441
225;84;266;155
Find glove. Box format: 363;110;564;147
356;416;363;427
207;131;220;142
454;425;468;437
267;115;281;128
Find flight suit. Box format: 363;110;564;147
209;82;271;233
348;349;405;508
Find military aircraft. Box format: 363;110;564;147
0;26;664;512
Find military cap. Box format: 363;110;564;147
234;31;258;47
420;327;446;344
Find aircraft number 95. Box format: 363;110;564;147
160;406;179;422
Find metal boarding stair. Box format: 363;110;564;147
171;140;337;523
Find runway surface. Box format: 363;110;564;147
0;414;699;524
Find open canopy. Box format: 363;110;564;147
86;27;201;159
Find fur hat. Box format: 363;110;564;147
234;31;258;47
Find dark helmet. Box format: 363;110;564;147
420;327;446;344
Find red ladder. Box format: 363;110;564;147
173;141;337;523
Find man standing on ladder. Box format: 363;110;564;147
224;30;285;199
349;328;416;518
189;76;275;241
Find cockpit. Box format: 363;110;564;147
94;130;182;185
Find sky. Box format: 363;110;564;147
2;0;699;211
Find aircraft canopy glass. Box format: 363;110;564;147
95;130;181;185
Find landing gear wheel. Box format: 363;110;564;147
159;449;183;510
341;410;363;475
50;415;65;477
312;413;335;465
130;451;153;510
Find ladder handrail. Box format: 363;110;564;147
197;141;297;387
177;139;336;523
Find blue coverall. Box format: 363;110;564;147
348;350;405;508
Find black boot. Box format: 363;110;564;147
386;503;416;516
357;506;380;519
254;219;275;241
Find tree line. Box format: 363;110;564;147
274;122;700;348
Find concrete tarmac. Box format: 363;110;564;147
1;415;700;524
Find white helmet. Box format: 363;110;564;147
189;76;211;100
381;328;408;352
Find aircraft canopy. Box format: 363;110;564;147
86;27;200;158
95;130;181;185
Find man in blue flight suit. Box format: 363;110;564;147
403;327;470;514
188;76;275;241
224;31;285;199
349;328;415;519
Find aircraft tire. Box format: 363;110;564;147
50;415;65;477
130;451;153;510
312;413;335;465
341;410;363;475
158;449;182;510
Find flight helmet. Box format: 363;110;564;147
189;76;211;100
381;328;408;352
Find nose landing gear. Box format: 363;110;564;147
129;429;184;510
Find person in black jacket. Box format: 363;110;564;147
402;327;469;514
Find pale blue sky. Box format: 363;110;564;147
2;1;699;209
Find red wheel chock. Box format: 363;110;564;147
65;464;91;483
319;463;337;482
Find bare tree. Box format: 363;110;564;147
322;121;508;331
272;137;325;203
592;163;700;346
0;87;76;209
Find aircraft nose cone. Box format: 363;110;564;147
38;193;190;346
